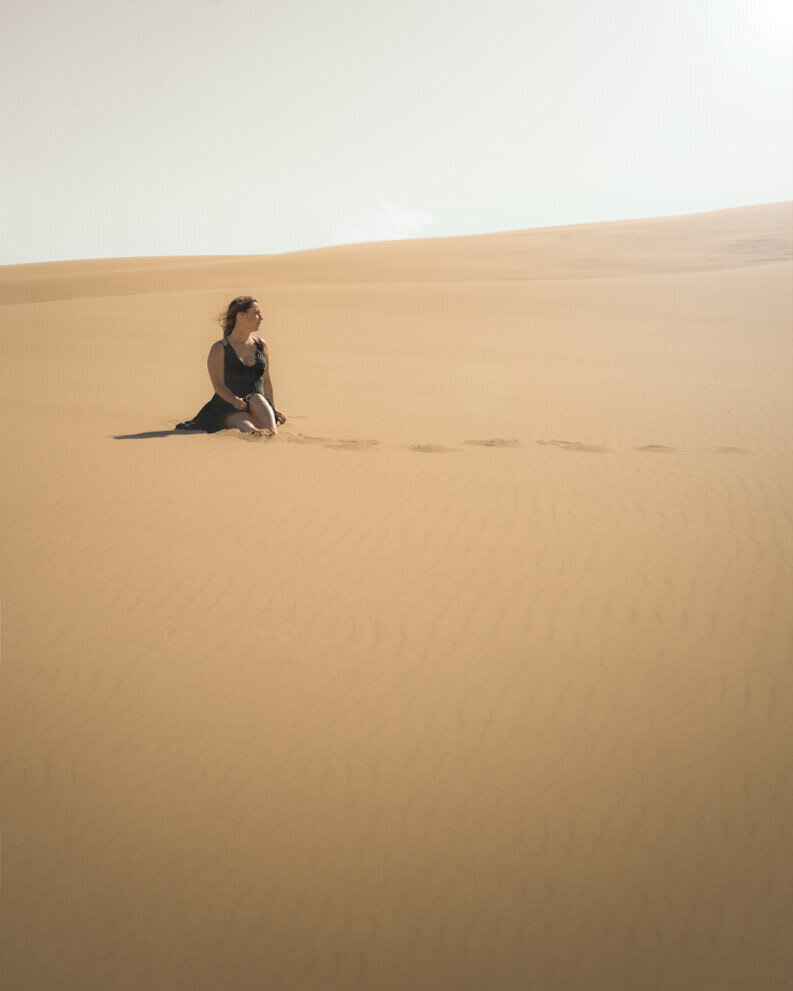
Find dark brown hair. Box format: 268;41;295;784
219;296;257;337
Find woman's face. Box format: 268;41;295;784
238;301;263;332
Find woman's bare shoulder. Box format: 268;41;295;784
207;340;226;366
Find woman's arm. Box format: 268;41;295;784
208;342;246;409
260;339;286;423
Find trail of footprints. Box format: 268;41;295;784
165;418;750;455
267;434;752;455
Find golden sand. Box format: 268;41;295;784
1;203;791;989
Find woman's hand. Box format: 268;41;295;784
233;396;248;411
275;409;286;425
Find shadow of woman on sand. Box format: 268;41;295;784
113;429;203;439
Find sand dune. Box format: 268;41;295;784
1;203;792;989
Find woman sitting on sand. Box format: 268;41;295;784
177;296;285;435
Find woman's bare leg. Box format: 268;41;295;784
223;411;261;433
247;395;277;433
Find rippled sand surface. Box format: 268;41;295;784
1;203;792;989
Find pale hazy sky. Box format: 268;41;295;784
2;0;791;265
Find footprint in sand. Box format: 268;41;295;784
537;440;611;454
635;444;679;454
324;439;379;451
407;444;458;454
464;439;522;448
714;446;750;454
286;433;332;445
285;433;378;450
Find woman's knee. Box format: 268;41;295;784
248;395;276;428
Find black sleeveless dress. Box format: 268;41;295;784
176;338;269;433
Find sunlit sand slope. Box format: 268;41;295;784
1;203;791;989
